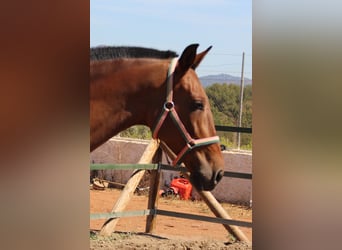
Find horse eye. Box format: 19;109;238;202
192;101;204;111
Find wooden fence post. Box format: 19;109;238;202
99;139;160;236
145;147;163;233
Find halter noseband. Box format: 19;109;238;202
152;58;220;166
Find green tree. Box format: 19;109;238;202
206;83;252;150
206;83;241;126
119;125;151;139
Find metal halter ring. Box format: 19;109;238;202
163;101;174;111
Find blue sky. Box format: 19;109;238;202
90;0;252;78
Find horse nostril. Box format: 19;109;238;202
214;170;224;184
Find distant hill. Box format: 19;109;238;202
199;74;252;87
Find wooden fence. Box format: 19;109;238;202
90;163;252;228
90;126;252;244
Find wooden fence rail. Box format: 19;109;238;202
91;209;252;228
215;125;252;133
90;163;252;180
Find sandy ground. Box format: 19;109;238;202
90;188;252;249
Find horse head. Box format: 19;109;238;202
152;44;224;191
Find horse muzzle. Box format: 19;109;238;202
190;167;224;191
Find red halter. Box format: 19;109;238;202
152;58;220;165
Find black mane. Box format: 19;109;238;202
90;46;178;61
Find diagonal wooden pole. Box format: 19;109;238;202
99;139;160;236
159;141;251;245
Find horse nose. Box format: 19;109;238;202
214;169;224;185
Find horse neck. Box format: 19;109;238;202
90;59;167;151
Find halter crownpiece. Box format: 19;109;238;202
152;58;220;166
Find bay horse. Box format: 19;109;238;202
90;44;224;191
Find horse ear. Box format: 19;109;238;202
174;44;199;83
192;45;212;70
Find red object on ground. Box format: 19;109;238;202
170;177;192;200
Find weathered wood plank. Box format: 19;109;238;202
145;148;163;233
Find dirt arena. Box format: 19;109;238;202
90;188;252;249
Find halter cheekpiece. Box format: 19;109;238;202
152;58;220;165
